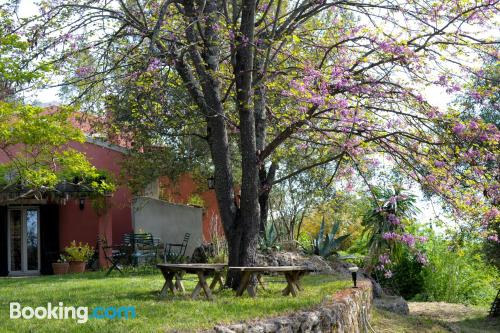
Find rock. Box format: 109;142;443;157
363;276;384;298
256;251;333;273
374;295;410;315
214;326;237;333
328;257;355;277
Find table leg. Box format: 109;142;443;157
247;281;257;297
197;272;214;301
160;272;177;297
191;281;203;299
291;271;304;291
236;271;252;296
175;272;185;293
283;272;299;297
209;272;224;291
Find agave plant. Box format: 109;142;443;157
259;222;280;251
307;217;349;258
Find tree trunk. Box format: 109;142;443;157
217;0;260;289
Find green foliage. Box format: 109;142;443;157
415;237;499;306
64;241;95;262
375;248;425;300
187;194;205;207
305;217;349;258
0;102;115;198
0;7;51;99
297;232;313;251
301;191;371;249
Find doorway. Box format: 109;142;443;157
7;207;40;275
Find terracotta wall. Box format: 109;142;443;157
58;141;133;249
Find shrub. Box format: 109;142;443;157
375;248;425;299
414;238;499;305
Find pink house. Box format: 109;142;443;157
0;112;220;276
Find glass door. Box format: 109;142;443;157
8;208;40;275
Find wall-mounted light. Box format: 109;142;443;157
348;266;359;288
79;198;85;210
207;176;215;190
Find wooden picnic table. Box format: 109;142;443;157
156;263;226;301
229;266;315;297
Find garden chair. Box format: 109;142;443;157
163;233;190;263
98;236;127;276
123;232;160;266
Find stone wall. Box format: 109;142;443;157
210;280;373;333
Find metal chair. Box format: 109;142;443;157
163;233;190;263
98;236;127;276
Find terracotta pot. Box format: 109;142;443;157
52;262;69;275
68;261;86;273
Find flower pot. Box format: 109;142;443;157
52;262;69;275
68;261;86;273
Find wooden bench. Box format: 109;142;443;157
229;266;315;297
157;263;226;301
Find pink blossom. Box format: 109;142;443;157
487;234;499;243
416;252;428;265
484;208;499;223
382;232;399;240
147;58;161;71
469;91;482;101
384;270;393;278
434;160;446;168
379;254;391;265
400;233;416;247
452;123;466;135
417;236;428;243
468;121;479;130
75;66;94;77
387;214;401;225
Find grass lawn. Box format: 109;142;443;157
0;269;350;333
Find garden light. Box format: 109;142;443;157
348;266;359;288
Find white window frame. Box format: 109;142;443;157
7;207;41;275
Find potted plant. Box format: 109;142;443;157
65;241;95;273
52;255;69;275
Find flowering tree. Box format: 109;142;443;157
18;0;499;286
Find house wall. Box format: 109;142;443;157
58;141;133;249
132;196;203;257
0;118;223;263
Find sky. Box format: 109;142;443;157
15;0;453;109
14;0;454;228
